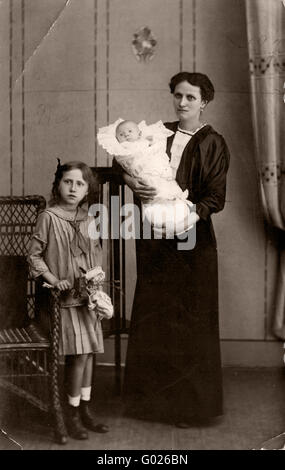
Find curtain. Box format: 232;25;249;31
245;0;285;339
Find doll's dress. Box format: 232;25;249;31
81;266;114;320
97;119;193;235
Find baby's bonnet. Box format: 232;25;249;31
97;118;173;157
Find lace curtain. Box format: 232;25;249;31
245;0;285;338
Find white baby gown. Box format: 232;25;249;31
97;119;193;236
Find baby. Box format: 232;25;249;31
97;118;193;236
115;120;143;144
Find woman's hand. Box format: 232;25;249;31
54;279;72;291
152;210;200;239
123;173;157;202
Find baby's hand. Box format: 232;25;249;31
54;279;71;291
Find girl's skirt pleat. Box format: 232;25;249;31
59;305;104;355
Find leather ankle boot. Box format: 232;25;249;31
80;401;109;433
66;405;89;440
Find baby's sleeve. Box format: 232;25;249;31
27;211;51;279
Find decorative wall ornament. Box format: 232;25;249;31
132;26;157;62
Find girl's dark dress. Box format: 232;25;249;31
123;122;230;423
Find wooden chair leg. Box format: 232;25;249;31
115;330;121;395
50;292;67;445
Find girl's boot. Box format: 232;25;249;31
66;404;89;440
80;401;109;433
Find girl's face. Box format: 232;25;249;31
173;80;206;124
58;169;88;208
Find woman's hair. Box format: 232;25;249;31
169;72;215;103
49;160;99;206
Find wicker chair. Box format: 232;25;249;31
0;196;67;444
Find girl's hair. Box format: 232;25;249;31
169;72;215;103
49;160;99;207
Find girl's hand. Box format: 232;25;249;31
54;279;71;291
123;173;157;202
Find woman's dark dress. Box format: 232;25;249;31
123;123;230;423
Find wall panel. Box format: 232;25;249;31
196;0;250;93
108;0;181;91
24;0;67;62
25;90;95;198
0;0;11;195
25;0;94;92
195;0;268;340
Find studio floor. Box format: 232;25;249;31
1;366;285;451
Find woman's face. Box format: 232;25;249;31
173;80;206;123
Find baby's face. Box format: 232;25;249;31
116;122;141;143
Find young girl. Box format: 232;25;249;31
28;160;113;441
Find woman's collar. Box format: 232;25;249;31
177;122;207;135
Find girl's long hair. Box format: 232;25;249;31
49;160;99;207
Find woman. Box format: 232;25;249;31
119;72;230;426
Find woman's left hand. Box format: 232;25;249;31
152;210;200;238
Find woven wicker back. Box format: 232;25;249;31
0;196;46;320
0;196;46;255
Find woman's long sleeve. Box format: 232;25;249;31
195;137;230;221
